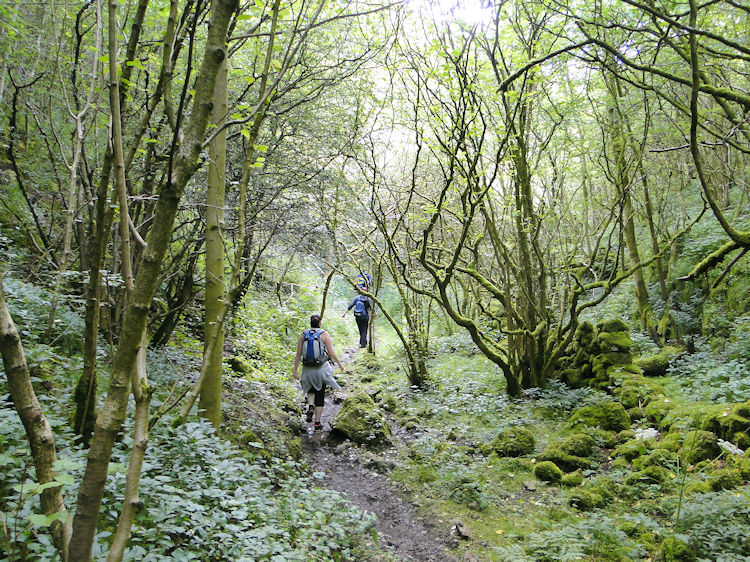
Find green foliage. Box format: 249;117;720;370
2;275;85;355
670;490;750;559
492;514;646;560
667;336;750;403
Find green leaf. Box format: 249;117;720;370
254;144;268;152
28;513;56;527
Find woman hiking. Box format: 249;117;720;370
292;314;344;430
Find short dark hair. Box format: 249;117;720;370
310;314;322;328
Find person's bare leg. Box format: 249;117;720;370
314;406;323;424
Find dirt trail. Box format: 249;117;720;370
301;348;457;562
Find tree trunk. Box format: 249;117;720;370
0;271;71;561
200;57;228;428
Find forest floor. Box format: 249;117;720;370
300;347;459;562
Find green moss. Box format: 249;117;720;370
633;448;679;470
684;481;711;495
635;346;683;377
613;439;650;461
728;456;750;480
597;318;630;333
489;426;536;457
590;476;617;500
588;428;617;449
678;430;720;464
286;436;302;460
534;461;563;483
381;394;399;412
332;391;391;446
539;445;595;472
567;488;604;510
654;431;683;452
560;433;595;457
644;396;675;426
655;536;696;562
628;407;646;421
707;468;742;491
228;356;253;374
415;465;438;483
611;457;630;470
569;401;631;432
598;331;633;351
733;431;750;450
625;465;669;486
561;469;584;487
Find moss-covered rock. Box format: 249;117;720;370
588;428;617;449
684;481;711;495
707;468;742;491
228;355;253;374
561;469;584;487
568;488;604;510
332;392;391;446
539;445;596;472
678;430;720;464
625;465;669;486
655;536;696;562
644;396;676;426
381;394;399;412
613;439;652;461
569;401;631;432
589;476;617;501
654;431;683;452
728;456;750;480
534;460;563;483
699;406;750;442
598;318;630;334
488;426;536;457
633;448;679;470
560;433;595;457
598;331;633;352
635;346;683;377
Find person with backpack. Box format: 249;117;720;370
292;314;343;430
343;293;374;348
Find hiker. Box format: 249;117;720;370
292;314;344;430
343;293;374;348
355;272;373;291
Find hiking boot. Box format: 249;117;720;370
314;422;323;431
306;405;314;423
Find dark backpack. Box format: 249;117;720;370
302;328;328;366
353;296;368;317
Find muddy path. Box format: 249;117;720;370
301;348;458;562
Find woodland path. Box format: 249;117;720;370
301;347;458;562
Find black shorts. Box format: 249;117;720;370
311;385;326;406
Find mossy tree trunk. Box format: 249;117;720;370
0;271;71;561
200;56;228;428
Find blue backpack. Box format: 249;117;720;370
353;296;368;317
302;328;328;366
